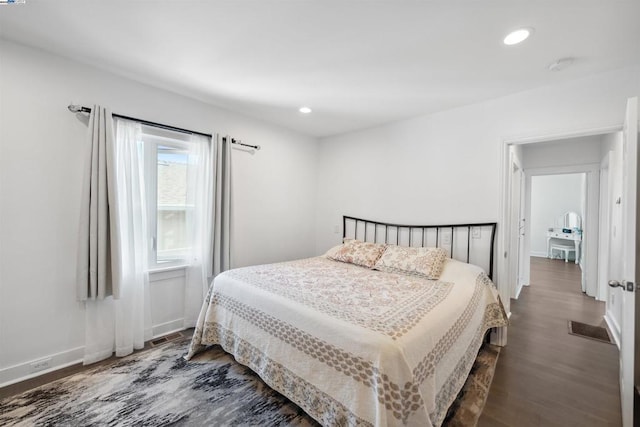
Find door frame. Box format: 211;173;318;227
598;153;612;302
508;150;525;299
496;124;621;346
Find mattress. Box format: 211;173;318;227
186;256;508;426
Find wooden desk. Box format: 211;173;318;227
546;228;581;264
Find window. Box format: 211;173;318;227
142;126;194;268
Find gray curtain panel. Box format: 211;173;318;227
76;105;119;300
212;135;232;277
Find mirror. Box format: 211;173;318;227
555;211;581;230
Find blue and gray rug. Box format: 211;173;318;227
0;340;499;426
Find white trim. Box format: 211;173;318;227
0;346;84;388
148;265;187;281
497;132;510;319
526;163;601;177
604;312;621;348
597;152;612;302
514;282;524;299
0;321;188;386
507;149;525;300
530;251;548;258
503;124;622;145
152;319;186;338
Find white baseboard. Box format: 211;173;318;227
0;346;84;388
152;318;185;339
514;282;525;299
0;318;187;388
530;251;548;258
604;312;621;349
536;251;578;262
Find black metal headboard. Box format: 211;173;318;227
343;216;497;280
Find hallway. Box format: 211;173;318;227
479;257;621;426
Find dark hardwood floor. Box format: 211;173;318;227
479;257;621;426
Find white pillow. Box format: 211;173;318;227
326;240;387;269
374;246;448;279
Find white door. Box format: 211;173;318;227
611;96;638;426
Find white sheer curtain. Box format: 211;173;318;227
184;133;214;327
112;119;152;355
83;118;152;364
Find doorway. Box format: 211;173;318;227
496;129;622;347
497;97;638;426
504;134;621;305
528;172;588;292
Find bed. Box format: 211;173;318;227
186;216;508;426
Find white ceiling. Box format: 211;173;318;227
1;1;639;138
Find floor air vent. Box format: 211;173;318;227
150;331;184;347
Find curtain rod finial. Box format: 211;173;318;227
68;104;91;113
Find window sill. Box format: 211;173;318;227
148;264;188;283
148;264;188;274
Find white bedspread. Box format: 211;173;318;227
186;256;507;427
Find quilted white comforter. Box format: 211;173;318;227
186;256;507;426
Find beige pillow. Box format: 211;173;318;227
324;244;344;259
327;240;386;269
374;246;448;279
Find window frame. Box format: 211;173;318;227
142;128;193;271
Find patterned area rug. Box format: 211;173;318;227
444;343;501;427
0;339;500;426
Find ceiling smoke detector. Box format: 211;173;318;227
548;58;574;72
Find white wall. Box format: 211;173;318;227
529;174;583;257
0;40;318;385
1;39;638;384
315;65;640;319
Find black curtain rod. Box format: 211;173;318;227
67;105;261;150
68;105;212;138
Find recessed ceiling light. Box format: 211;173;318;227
503;28;533;45
299;107;312;114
